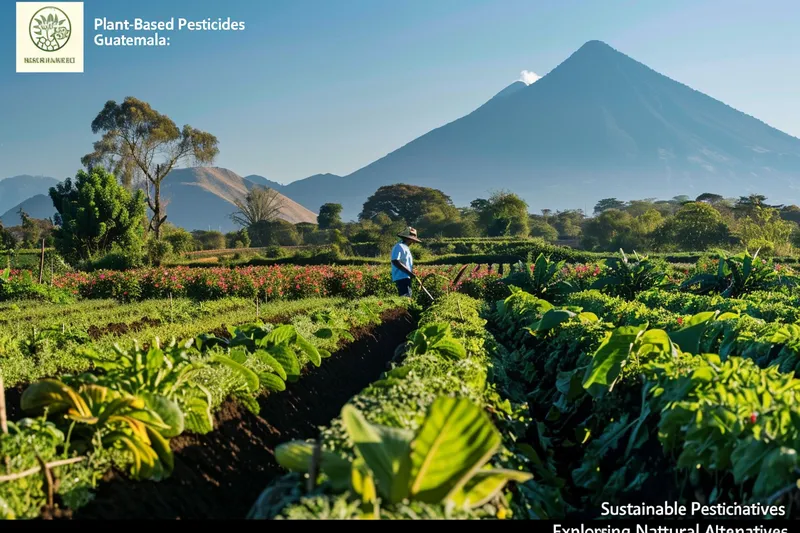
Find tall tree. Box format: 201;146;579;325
49;167;147;264
359;184;458;224
655;202;731;251
317;203;343;229
696;192;724;204
230;186;285;228
81;97;219;240
593;198;626;214
477;191;530;237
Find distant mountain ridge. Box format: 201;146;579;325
243;175;286;191
1;168;317;232
158;167;317;232
275;40;800;220
0;175;60;215
0;194;54;226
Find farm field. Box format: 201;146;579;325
3;249;800;519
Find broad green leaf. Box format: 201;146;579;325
341;404;413;503
144;347;166;379
529;309;575;333
408;396;501;503
668;311;717;355
731;437;771;484
274;440;353;489
351;458;378;504
422;323;450;340
432;338;466;360
21;379;89;417
211;354;260;392
637;329;674;359
582;325;646;397
146;425;174;475
229;346;248;364
140;392;184;437
296;335;321;367
752;447;798;498
450;469;533;510
260;372;286;392
183;395;213;434
314;328;334;339
268;345;300;381
555;370;584;402
264;324;296;345
255;350;287;380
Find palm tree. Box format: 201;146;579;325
230;186;285;227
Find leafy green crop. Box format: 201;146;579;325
269;396;531;517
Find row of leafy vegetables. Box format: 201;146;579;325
246;293;543;519
0;296;408;519
486;282;800;517
246;252;800;520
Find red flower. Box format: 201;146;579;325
750;413;758;424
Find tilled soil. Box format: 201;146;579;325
87;317;163;340
67;307;415;519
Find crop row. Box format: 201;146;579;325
486;286;800;517
0;297;348;387
246;292;544;520
0;296;411;519
5;249;800;309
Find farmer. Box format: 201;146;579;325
391;227;421;297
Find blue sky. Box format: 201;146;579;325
2;0;798;183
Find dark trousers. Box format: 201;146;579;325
395;277;412;297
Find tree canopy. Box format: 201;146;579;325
49;167;147;264
81;96;219;239
359;184;458;224
318;203;343;229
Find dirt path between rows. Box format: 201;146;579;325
67;307;415;519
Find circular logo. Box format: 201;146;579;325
29;6;72;52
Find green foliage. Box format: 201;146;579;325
591;250;669;299
318;203;343;230
20;379;176;481
405;322;467;361
49;166;147;264
272;397;530;516
82;96;219;239
736;205;795;257
655;201;732;251
682;250;798;298
0;221;16;251
78;338;216;434
475;191;530;237
502;252;575;302
359;184;459;225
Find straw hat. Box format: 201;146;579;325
397;226;421;243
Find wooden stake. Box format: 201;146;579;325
0;372;7;435
35;455;55;510
307;440;321;493
38;239;45;284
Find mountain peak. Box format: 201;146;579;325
567;40;625;63
578;39;613;51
